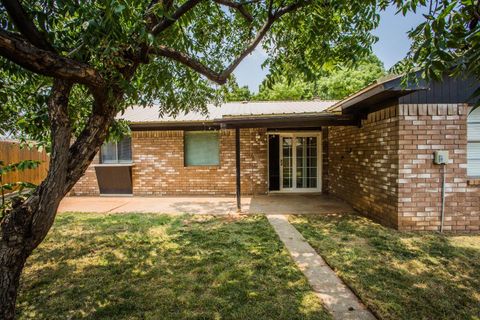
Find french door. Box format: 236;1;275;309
280;133;321;192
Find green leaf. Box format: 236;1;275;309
114;4;126;14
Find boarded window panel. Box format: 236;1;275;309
101;142;117;163
468;143;480;176
468;160;480;177
184;131;220;166
468;108;480;123
467;123;480;141
468;142;480;159
468;108;480;140
468;108;480;176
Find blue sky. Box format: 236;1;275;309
233;5;428;92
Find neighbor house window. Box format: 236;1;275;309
184;131;220;166
468;108;480;176
101;137;132;164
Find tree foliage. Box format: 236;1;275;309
223;75;252;101
254;54;385;101
0;160;40;212
0;0;385;317
390;0;480;105
1;0;382;146
255;76;313;100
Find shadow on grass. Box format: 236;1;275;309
17;213;330;320
290;214;480;320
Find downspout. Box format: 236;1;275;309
235;127;241;212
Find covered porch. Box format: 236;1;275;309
128;112;360;211
79;81;426;216
58;194;354;215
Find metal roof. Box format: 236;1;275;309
119;100;337;123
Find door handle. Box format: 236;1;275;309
280;159;283;167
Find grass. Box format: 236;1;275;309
290;214;480;320
17;212;331;320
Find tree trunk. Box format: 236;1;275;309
0;199;71;319
0;79;124;318
0;231;29;320
0;80;74;318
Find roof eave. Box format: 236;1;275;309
130;120;218;131
328;74;429;114
128;112;359;130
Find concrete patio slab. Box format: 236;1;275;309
248;194;354;215
267;214;376;320
58;194;354;215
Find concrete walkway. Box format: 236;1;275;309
267;215;376;320
58;194;354;215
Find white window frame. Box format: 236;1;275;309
468;108;480;177
100;138;132;164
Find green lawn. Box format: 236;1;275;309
290;214;480;320
17;213;330;320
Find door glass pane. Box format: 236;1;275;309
296;137;317;188
282;137;293;188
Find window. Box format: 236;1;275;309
100;137;132;164
184;131;220;166
468;108;480;176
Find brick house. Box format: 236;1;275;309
71;73;480;232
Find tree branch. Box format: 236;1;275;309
151;0;203;35
213;0;253;22
268;0;274;17
274;0;310;18
29;79;73;249
151;18;274;85
1;0;55;51
470;0;480;30
0;30;105;88
145;0;174;32
150;45;228;84
64;91;123;192
150;0;310;85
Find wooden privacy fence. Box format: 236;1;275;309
0;140;49;194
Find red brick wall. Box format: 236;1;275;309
397;104;480;231
326;105;400;228
326;103;480;231
70;153;101;196
71;104;480;232
71;128;268;196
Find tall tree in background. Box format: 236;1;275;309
255;54;385;101
0;0;381;317
223;75;252;101
255;75;314;100
392;0;480;105
315;55;385;99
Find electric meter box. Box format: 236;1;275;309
434;151;449;165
